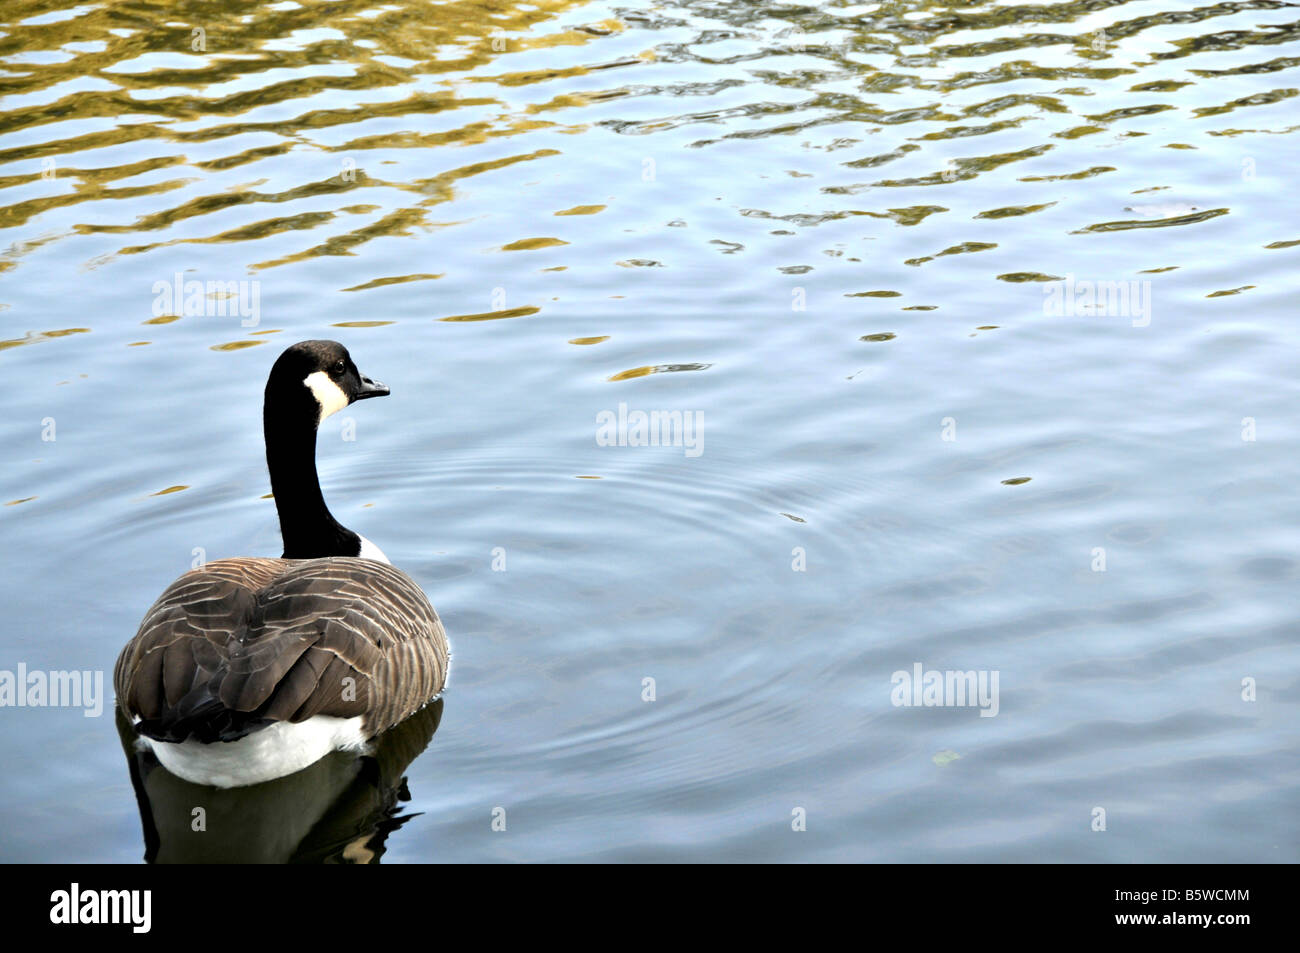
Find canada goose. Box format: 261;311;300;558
114;340;449;789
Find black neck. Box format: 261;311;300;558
264;385;361;559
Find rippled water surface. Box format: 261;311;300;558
2;0;1298;862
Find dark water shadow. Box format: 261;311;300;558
116;700;443;864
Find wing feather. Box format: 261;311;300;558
117;557;448;743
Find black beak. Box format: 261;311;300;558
354;375;390;401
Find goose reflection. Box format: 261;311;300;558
117;701;442;864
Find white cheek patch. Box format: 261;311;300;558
304;371;349;422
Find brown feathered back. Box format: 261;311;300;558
115;557;448;743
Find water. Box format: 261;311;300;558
1;0;1297;862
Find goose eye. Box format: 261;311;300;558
333;360;346;376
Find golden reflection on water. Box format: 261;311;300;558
606;362;712;382
341;273;442;291
0;327;91;350
440;305;540;322
0;0;613;278
0;0;1295;357
209;338;264;350
149;484;188;495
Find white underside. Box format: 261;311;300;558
357;535;389;563
142;715;367;789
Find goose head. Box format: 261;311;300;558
266;339;389;427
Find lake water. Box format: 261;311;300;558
1;0;1297;862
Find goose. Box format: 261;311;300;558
114;340;449;789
